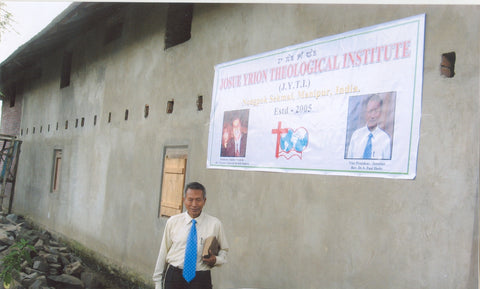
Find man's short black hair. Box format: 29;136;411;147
184;182;206;199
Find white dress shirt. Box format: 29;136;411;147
347;125;392;159
152;211;229;289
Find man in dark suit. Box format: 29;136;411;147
226;117;247;157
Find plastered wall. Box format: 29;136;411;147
11;4;479;289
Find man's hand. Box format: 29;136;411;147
202;249;216;267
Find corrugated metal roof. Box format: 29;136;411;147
0;2;126;93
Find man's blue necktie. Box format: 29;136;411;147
183;219;197;282
363;133;373;159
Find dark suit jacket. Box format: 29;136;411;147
221;134;247;157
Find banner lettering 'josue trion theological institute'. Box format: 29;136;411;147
207;14;425;179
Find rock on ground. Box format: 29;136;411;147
0;214;142;289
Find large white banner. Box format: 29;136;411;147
207;14;425;179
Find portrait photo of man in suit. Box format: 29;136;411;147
220;109;249;158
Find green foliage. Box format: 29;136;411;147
0;239;35;286
0;2;14;41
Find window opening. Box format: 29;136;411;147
51;149;62;192
144;105;149;118
164;3;193;50
197;95;203;111
441;52;455;78
60;51;73;88
167;100;174;114
159;147;188;217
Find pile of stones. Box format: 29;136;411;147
0;214;131;289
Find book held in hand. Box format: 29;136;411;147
202;236;220;258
